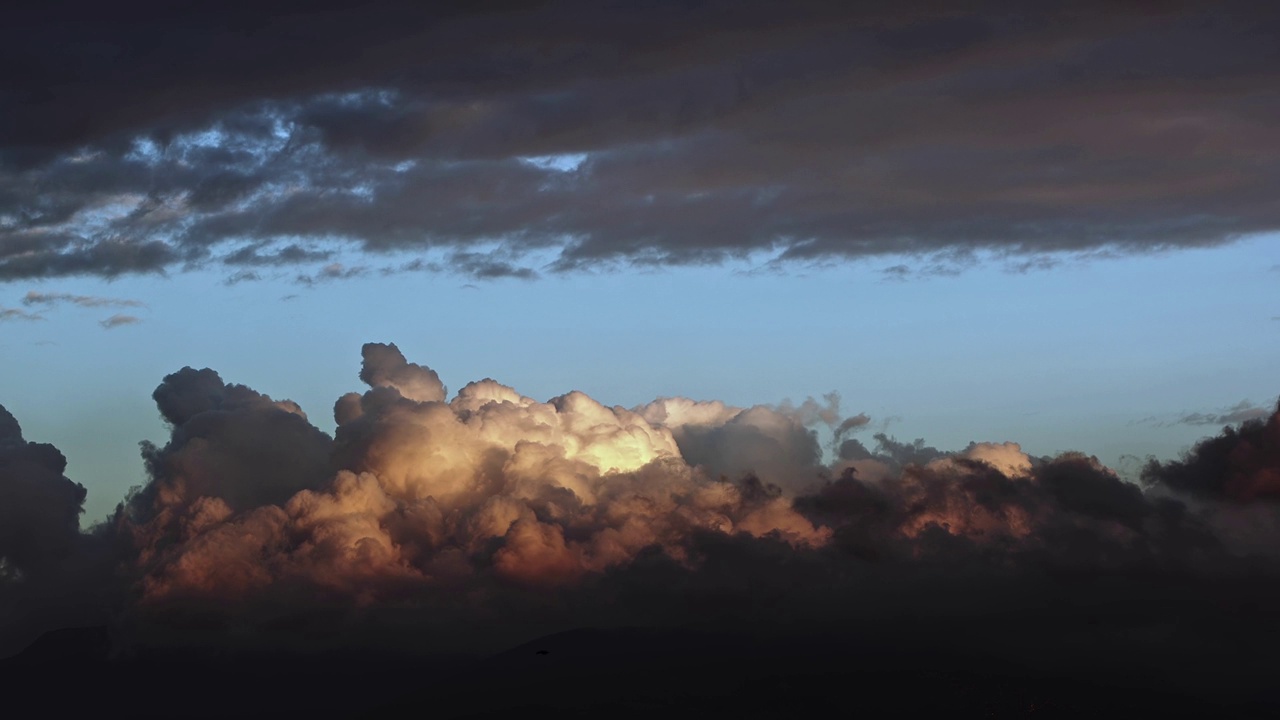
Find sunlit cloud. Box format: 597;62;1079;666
0;342;1276;664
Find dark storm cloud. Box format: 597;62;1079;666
1143;399;1280;503
0;238;178;281
2;1;1279;280
0;404;109;658
129;366;335;515
0;405;86;581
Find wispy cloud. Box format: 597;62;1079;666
23;291;145;309
1138;400;1273;428
0;306;43;322
295;263;368;286
99;313;142;329
224;270;262;286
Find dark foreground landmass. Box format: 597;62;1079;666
1;625;1275;719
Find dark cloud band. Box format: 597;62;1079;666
2;1;1279;280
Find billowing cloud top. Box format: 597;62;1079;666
2;1;1279;280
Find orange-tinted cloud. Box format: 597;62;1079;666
2;345;1278;667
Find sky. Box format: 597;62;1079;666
2;1;1280;708
1;235;1277;522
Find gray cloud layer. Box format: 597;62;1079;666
2;1;1278;281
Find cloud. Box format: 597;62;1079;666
100;344;832;641
1173;400;1273;427
98;314;141;329
295;263;367;286
1142;399;1280;504
637;397;828;495
1;342;1279;705
223;269;260;285
1;2;1279;281
10;291;147;328
356;342;447;403
0;307;42;322
0;404;87;582
134;366;335;513
0;403;103;655
385;253;540;281
1139;400;1273;428
22;291;144;309
222;243;334;267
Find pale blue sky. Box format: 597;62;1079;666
3;236;1276;523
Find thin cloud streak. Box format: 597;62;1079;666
1174;401;1273;427
22;291;145;309
1136;400;1272;428
98;314;142;329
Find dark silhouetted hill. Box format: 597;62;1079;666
1;624;1276;718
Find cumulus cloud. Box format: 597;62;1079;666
120;345;830;614
1143;399;1280;504
0;403;104;656
637;397;827;495
1;342;1279;694
355;342;446;404
112;348;1280;639
0;404;86;582
1;2;1279;281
